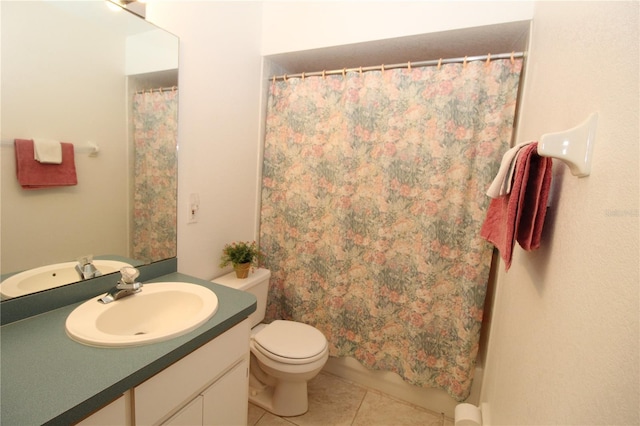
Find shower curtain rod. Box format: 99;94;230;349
272;51;525;82
134;85;178;95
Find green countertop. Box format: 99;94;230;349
0;272;256;425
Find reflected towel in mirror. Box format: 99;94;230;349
14;139;77;189
33;138;62;164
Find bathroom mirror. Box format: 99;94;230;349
0;1;179;299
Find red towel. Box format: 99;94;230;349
480;143;552;270
15;139;77;189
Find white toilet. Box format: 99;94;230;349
212;268;329;417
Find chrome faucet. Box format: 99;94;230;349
76;255;102;280
98;267;142;304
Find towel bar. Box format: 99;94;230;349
537;113;598;177
0;140;100;157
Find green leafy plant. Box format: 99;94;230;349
219;240;261;268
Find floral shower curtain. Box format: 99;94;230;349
132;89;178;263
260;59;522;401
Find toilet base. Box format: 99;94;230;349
249;376;309;417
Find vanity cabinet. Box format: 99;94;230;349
135;319;250;425
75;319;250;426
164;358;248;426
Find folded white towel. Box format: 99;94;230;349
486;141;534;198
33;138;63;164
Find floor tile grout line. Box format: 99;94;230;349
350;388;370;425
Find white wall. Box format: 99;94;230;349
480;2;639;425
261;1;534;55
126;29;179;75
146;2;263;280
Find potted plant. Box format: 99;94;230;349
219;240;261;279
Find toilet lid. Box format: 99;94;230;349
253;320;327;360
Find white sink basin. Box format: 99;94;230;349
0;260;132;298
65;282;218;347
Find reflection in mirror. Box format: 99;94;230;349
0;1;179;299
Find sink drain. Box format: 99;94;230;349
134;332;147;335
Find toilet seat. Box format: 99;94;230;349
252;320;328;365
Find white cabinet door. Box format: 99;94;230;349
163;395;204;426
202;357;249;426
135;319;250;425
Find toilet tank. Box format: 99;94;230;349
211;268;271;328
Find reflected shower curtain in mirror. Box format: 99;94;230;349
132;89;178;262
260;59;523;400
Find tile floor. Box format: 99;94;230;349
248;372;454;426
